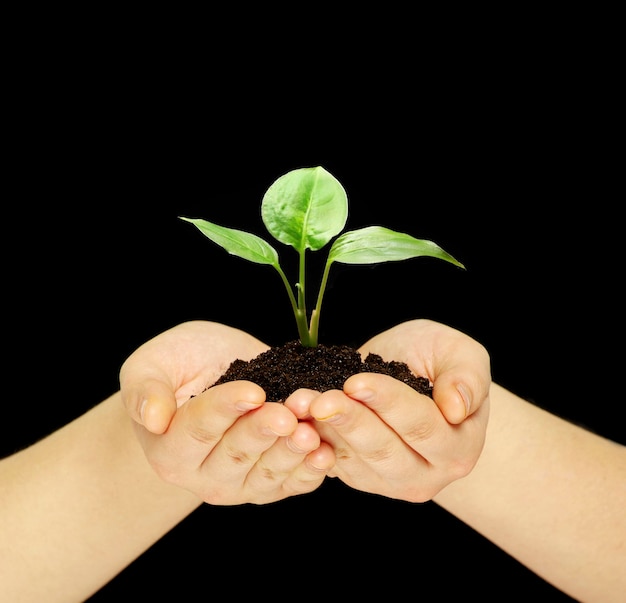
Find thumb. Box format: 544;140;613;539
431;371;489;425
120;378;178;434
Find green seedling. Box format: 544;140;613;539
180;166;465;347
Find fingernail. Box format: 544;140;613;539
316;412;342;423
262;426;290;437
285;437;307;454
349;388;375;402
139;399;148;423
307;460;327;472
457;383;472;417
235;399;263;412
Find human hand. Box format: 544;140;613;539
119;321;334;504
358;318;491;424
120;320;271;433
284;319;491;502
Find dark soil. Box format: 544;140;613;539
211;340;433;402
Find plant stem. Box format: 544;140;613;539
275;265;310;344
308;258;334;347
297;249;307;326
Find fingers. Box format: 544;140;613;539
135;381;333;505
169;380;269;460
342;371;488;474
324;374;443;455
285;380;431;489
431;371;482;425
430;343;491;424
284;373;489;502
118;320;271;434
285;379;440;467
119;349;181;434
284;388;319;420
305;384;432;498
220;421;334;501
342;373;488;463
122;378;179;434
134;381;265;470
357;318;491;425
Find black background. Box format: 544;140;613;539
4;34;621;602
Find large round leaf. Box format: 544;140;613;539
261;166;348;252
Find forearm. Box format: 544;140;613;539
0;392;202;603
433;382;626;603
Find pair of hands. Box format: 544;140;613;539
119;319;491;505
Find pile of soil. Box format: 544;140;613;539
211;340;432;402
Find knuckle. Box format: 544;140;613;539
447;455;478;479
257;463;278;482
182;419;221;447
223;443;254;465
361;443;395;465
403;416;439;444
333;445;353;462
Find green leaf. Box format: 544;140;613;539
179;217;279;266
261;166;348;252
327;226;465;268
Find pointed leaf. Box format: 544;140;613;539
180;217;279;266
261;166;348;252
328;226;465;268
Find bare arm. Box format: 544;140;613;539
0;321;333;602
433;382;626;603
297;320;624;601
0;392;201;603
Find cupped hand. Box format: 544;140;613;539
284;319;491;502
135;379;334;504
119;320;334;504
359;318;491;424
120;320;270;434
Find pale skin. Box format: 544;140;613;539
0;323;329;602
294;321;626;603
0;319;489;602
434;383;626;603
121;320;491;505
286;319;492;501
4;320;623;602
123;319;626;602
117;321;337;505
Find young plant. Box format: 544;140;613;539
180;166;465;347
